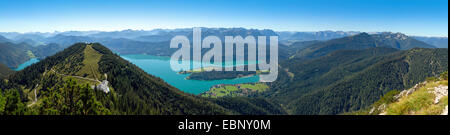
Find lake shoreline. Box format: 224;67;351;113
121;54;260;95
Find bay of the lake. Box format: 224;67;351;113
121;54;260;94
14;55;260;94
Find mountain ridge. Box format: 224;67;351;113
267;47;448;114
0;42;34;68
3;29;446;48
1;43;231;114
0;42;286;115
293;32;436;60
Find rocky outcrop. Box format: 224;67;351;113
377;81;448;115
395;82;427;99
442;106;448;115
429;85;448;104
97;80;110;93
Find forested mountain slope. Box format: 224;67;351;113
267;48;448;114
0;43;286;115
349;71;448;115
1;43;214;114
0;63;14;78
0;42;34;68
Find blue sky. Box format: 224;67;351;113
0;0;448;36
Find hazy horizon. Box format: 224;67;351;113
0;0;448;37
0;28;447;38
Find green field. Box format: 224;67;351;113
77;45;103;80
26;50;36;58
240;83;269;92
201;83;269;98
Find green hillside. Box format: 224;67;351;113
268;48;448;114
0;35;445;115
269;48;401;102
0;43;286;115
0;42;34;68
1;43;228;115
0;63;14;78
348;71;448;115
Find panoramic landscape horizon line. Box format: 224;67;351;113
0;0;447;132
0;28;447;38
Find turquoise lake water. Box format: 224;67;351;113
120;55;260;94
14;58;40;71
14;55;260;94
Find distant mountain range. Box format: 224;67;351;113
411;36;448;48
0;41;34;68
1;28;447;48
277;31;361;44
0;36;64;68
0;28;446;70
279;31;448;48
293;32;436;59
0;28;447;115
